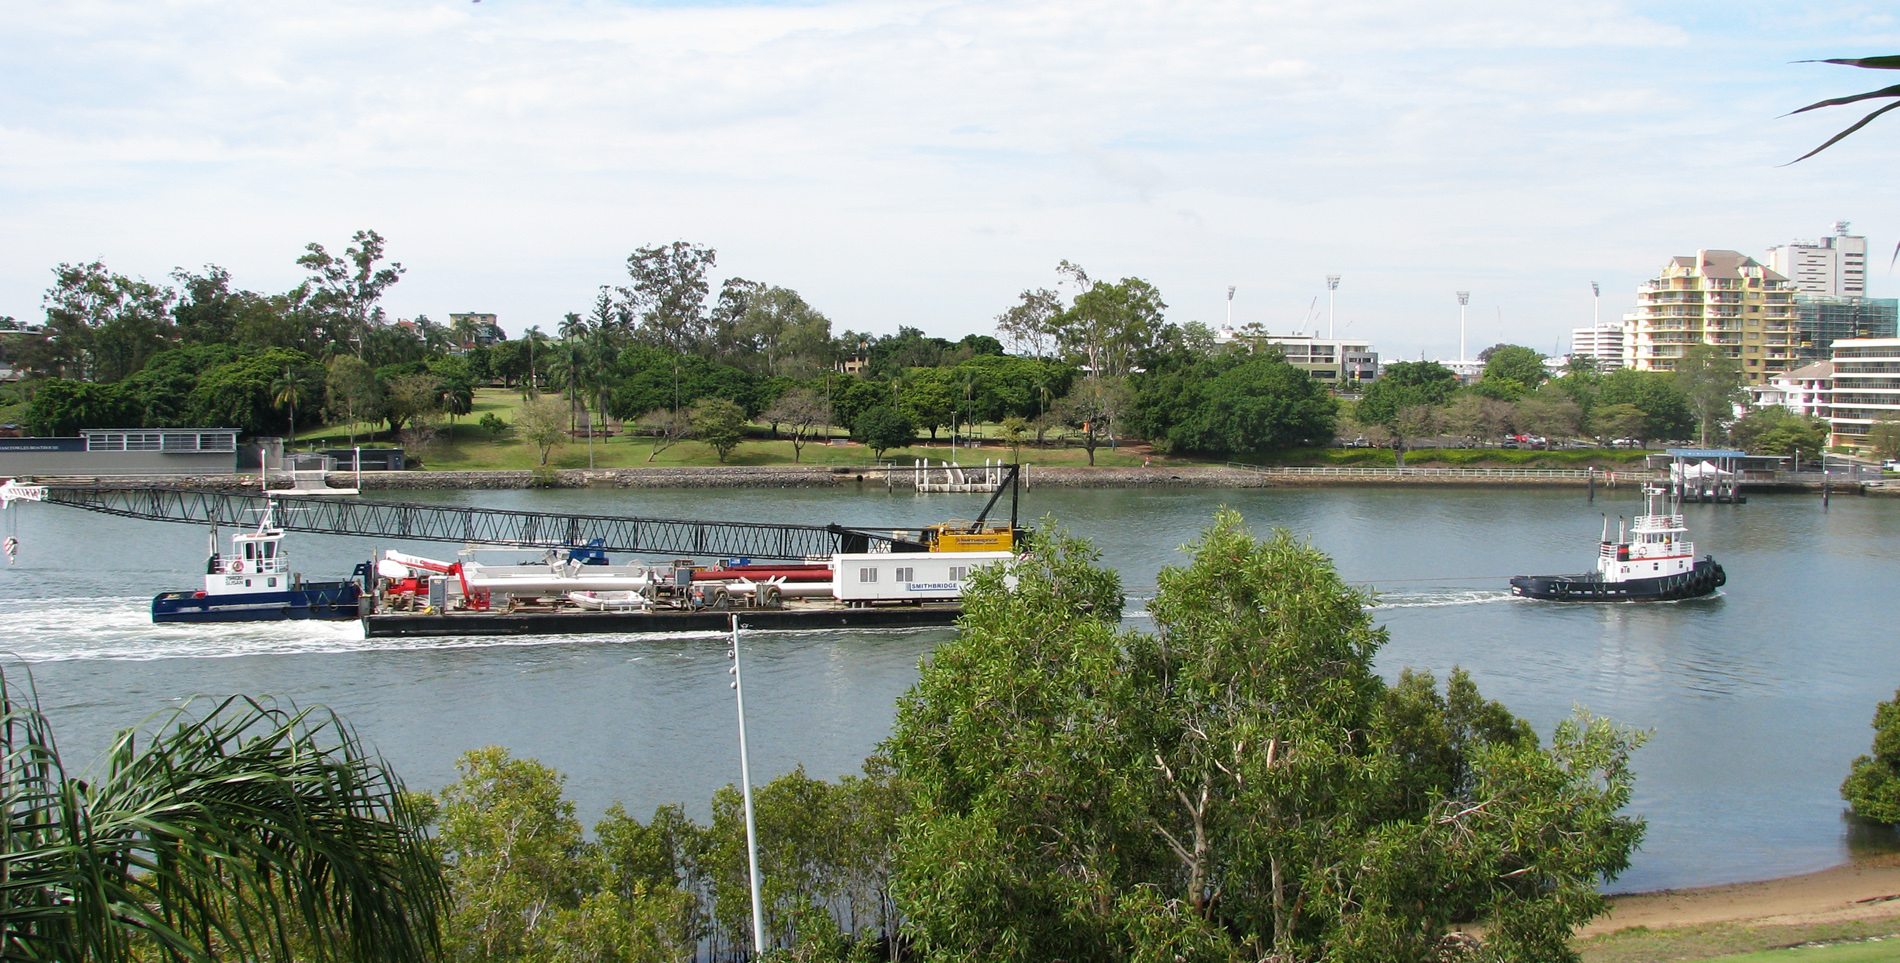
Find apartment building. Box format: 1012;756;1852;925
1766;222;1868;297
1827;338;1900;451
1745;361;1832;419
1570;325;1625;370
1623;249;1798;385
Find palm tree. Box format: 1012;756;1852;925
438;377;474;442
271;366;308;444
0;669;445;963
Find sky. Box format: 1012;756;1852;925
3;0;1898;362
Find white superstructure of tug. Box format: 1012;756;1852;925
204;509;294;595
1599;486;1696;584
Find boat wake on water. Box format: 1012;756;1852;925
0;596;753;662
1372;589;1517;609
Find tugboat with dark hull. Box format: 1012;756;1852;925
152;505;367;623
1510;486;1725;602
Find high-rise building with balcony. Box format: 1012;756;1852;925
1767;222;1868;297
1827;338;1900;451
1622;249;1798;385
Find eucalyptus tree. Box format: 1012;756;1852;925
1048;261;1167;380
889;515;1645;963
1673;343;1743;447
621;242;716;355
295;229;404;357
762;387;832;462
994;287;1061;359
31;261;177;382
0;669;444;963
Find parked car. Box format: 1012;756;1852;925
1884;459;1900;473
1610;438;1642;448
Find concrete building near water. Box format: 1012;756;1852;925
1827;338;1900;451
1624;249;1799;385
0;429;260;477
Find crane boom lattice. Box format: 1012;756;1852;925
36;487;913;560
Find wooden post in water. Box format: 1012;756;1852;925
1588;468;1596;502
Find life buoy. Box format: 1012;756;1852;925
232;559;245;573
2;536;16;564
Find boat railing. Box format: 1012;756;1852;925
1225;464;1664;481
1631;514;1685;531
221;556;288;576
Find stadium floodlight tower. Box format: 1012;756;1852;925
1456;290;1471;363
1326;274;1341;338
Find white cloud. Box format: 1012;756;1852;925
0;0;1896;359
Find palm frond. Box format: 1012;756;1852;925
0;668;445;963
1787;56;1900;162
1788;99;1900;164
1800;56;1900;70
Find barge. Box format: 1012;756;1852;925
360;541;1017;637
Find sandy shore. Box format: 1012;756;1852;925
1581;855;1900;936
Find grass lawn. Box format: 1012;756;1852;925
289;388;1200;470
285;388;1661;472
1576;918;1900;963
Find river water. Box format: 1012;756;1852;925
0;483;1894;893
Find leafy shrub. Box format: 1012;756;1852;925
1843;688;1900;823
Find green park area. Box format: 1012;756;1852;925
288;388;1660;472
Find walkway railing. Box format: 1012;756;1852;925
1224;463;1663;481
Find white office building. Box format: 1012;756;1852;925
1828;338;1900;451
1212;328;1379;384
1767;222;1869;297
1570;326;1625;370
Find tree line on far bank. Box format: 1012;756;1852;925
5;232;1877;464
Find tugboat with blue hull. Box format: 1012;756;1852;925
1510;485;1725;602
152;506;366;623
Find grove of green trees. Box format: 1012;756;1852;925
425;516;1645;963
0;235;1833;462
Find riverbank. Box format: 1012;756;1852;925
1575;856;1900;961
15;464;1680;490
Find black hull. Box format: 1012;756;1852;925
153;582;365;623
1510;558;1725;602
363;604;964;638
